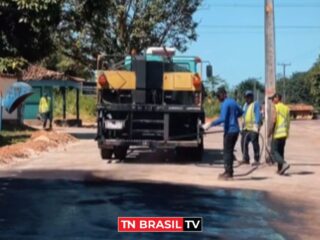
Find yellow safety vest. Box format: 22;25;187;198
39;96;51;113
274;102;290;139
244;102;255;131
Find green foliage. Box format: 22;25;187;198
1;0;201;77
0;0;61;72
56;0;202;72
204;75;229;95
310;75;320;108
273;56;320;108
0;130;31;146
41;50;92;79
53;89;96;121
0;124;34;147
308;57;320;108
0;57;28;73
202;75;227;117
276;72;312;104
233;78;264;104
203;97;220;118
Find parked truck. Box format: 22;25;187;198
95;47;212;161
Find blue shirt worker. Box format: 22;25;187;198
203;88;243;180
240;91;262;166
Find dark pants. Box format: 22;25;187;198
223;132;239;176
41;112;52;129
271;137;287;170
241;130;260;162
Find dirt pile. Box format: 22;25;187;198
0;130;77;164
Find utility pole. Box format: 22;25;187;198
264;0;276;162
277;63;291;102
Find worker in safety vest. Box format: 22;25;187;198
240;90;262;166
203;87;243;180
39;92;52;129
268;93;290;175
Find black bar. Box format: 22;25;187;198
97;104;203;113
62;87;66;120
164;113;169;141
183;217;202;232
76;89;80;122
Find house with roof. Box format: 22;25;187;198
0;65;84;125
0;73;19;123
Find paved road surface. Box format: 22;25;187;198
0;179;286;240
0;120;319;239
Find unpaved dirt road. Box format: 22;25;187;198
0;120;319;240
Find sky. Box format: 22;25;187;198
185;0;320;87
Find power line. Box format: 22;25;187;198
200;25;320;29
277;63;291;102
198;31;320;35
203;3;320;8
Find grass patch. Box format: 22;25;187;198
53;89;96;122
0;125;35;147
52;89;220;121
203;97;220;118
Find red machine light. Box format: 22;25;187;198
195;57;202;63
98;74;108;87
193;73;201;89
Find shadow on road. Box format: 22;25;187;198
117;148;225;165
0;177;286;240
290;163;320;167
236;177;269;181
69;132;97;140
285;171;315;176
234;166;259;177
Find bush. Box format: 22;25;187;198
203;97;220;118
53;89;221;120
54;89;96;121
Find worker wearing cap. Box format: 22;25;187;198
268;93;290;175
241;91;262;166
203;88;243;180
39;92;52;129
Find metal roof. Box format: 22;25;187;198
22;65;84;82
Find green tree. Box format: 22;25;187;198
41;49;93;79
204;75;228;96
276;56;320;108
276;72;312;104
308;57;320;108
203;75;228;117
234;78;265;104
55;0;202;72
0;0;61;72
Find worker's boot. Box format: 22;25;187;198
279;163;290;175
251;161;260;167
239;160;250;165
218;172;233;180
276;163;283;174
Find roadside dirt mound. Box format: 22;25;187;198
0;131;77;164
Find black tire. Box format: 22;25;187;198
114;146;128;160
193;140;204;162
100;149;113;159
